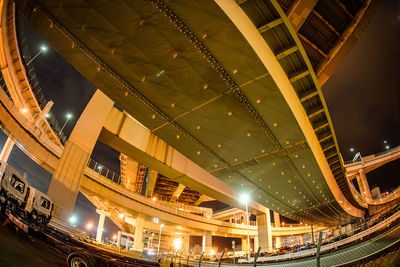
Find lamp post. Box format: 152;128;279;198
26;45;48;66
240;194;250;260
157;223;164;258
60;112;73;134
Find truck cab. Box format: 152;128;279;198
25;187;54;224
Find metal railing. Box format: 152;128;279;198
87;158;121;184
16;17;67;144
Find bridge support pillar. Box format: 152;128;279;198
47;90;114;221
0;136;14;162
96;209;109;243
257;210;272;252
299;234;304;245
183;235;190;253
254;235;259;250
134;215;145;251
202;231;212;255
358;168;372;202
273;211;281;248
241;237;248;252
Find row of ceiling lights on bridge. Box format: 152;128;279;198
115;33;334;224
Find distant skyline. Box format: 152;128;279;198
0;0;398;238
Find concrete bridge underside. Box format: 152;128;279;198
14;0;368;224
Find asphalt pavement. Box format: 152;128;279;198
0;216;66;267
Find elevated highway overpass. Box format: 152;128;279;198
0;0;389;254
12;0;376;226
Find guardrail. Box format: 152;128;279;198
17;17;67;144
87;158;121;184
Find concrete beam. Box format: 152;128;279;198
146;169;158;198
287;0;318;32
99;107;266;215
171;183;186;202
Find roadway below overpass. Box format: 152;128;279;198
81;164;326;239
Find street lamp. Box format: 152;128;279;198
60;112;73;134
69;215;77;226
86;222;93;230
157;223;164;258
240;193;250;260
26;45;48;66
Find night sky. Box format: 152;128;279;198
0;0;399;244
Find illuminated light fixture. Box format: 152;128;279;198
203;84;208;89
69;215;77;224
20;108;28;114
197;151;200;155
246;132;251;137
233;69;238;74
259;178;262;182
119;213;124;219
151;114;156;119
171;103;175;108
45;113;50;118
281;172;284;175
202;33;208;39
302;165;306;169
272;162;276;166
248;169;252;173
112;234;117;240
227;111;232;116
141;76;146;82
207;215;210;219
124;91;128;96
261;149;265;153
350;148;354;152
153;217;159;224
286;140;290;145
295;154;298;158
173;52;178;58
386;145;390;149
152;197;157;201
156;69;165;77
173;238;182;250
86;222;93;230
176;134;180;139
288;180;291;183
273;122;278;127
214;164;218;168
217;144;221;148
196;125;200;130
256;99;261;104
66;113;73;120
40;45;48;52
234;158;238;162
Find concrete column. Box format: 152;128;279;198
345;224;352;235
0;137;14;162
183;235;190;253
96;209;109;243
254;235;259;251
299;234;304;245
202;232;212;254
134;215;145;251
47;90;114;221
146;169;158;198
117;231;122;251
311;224;315;243
273;211;281;249
241;237;248;252
257;210;272;252
359;168;372;201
